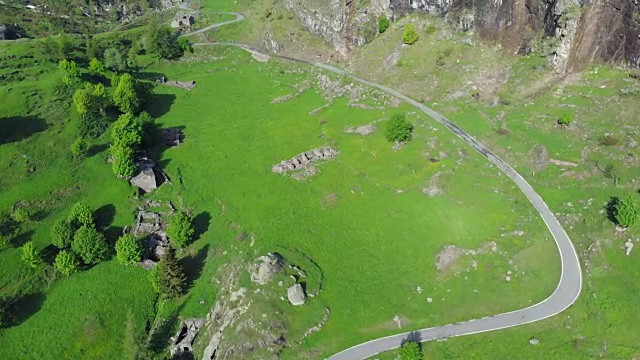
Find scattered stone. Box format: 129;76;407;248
550;159;579;168
287;283;306;306
249;253;284;285
436;245;465;271
416;286;423;294
625;239;634;256
393;315;402;329
427;297;433;303
272;147;339;174
141;231;170;269
162;128;185;147
156;76;196;90
278;280;284;287
346;123;376;136
504;275;512;282
297;307;330;345
169;318;204;357
530;338;539;345
229;287;247;302
423;172;445;197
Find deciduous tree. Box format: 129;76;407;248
72;225;109;264
167;211;194;248
21;241;42;269
51;219;74;249
54;250;78;275
399;341;423;360
385;113;414;143
104;47;126;72
110;142;137;178
112;74;140;114
111;113;142;148
116;234;143;265
68;202;94;228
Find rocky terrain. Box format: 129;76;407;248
284;0;640;71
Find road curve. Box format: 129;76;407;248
180;4;583;359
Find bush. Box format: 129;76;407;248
615;196;639;228
111;113;142;148
71;137;89;158
378;16;389;33
558;114;572;127
72;225;109;264
21;241;42;269
68;202;94;228
598;135;619;146
399;341;423;360
402;23;419;45
385;113;414;143
11;208;30;223
152;247;186;298
88;57;106;76
116;234;143;265
54;250;78;275
110;143;137;178
112;73;140;114
51;219;74;249
167;211;194;248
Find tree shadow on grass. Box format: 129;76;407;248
12;230;35;247
4;292;45;327
181;245;209;290
41;244;60;265
148;299;188;352
146;93;177;119
0;116;48;145
605;196;620;224
88;143;110;158
104;226;124;248
95;204;116;230
192;212;211;241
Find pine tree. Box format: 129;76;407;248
153;248;186;298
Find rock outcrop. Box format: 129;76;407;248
249;253;284;285
287;283;306;306
272;146;339;174
170;319;204;357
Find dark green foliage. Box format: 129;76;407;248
378;16;390;33
615;196;639;228
177;37;192;54
167;212;194;248
73;82;110;138
104;47;126;72
0;214;19;247
599;135;619;146
152;248;186;298
147;21;183;59
72;225;109;264
68;202;94;228
58;59;80;86
111;113;142;148
113;74;140;114
385;113;414;142
11;208;30;223
558;114;572;127
21;241;42;269
54;250;78;275
51;219;74;249
403;24;419;45
88;58;106;76
400;341;423;360
70;137;89;158
110;143;137;178
116;234;143;265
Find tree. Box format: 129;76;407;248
558;114;572;127
54;250;78;275
111;113;142;148
615;196;639;229
403;23;419;45
59;59;80;86
111;143;137;178
385;113;414;142
152;248;186;298
177;37;192;54
116;234;143;265
167;212;194;248
72;225;109;264
104;47;126;72
12;208;30;223
399;341;423;360
73;82;109;118
113;73;140;114
68;202;94;228
378;16;390;33
71;137;89;158
147;21;182;59
88;57;106;76
51;219;74;249
21;241;42;269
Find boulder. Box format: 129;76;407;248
287;283;306;306
249;253;284;285
130;168;157;193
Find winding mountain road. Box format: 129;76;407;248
179;4;583;359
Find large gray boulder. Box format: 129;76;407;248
249;253;284;285
287;284;306;306
130;168;157;193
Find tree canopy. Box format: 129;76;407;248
72;225;109;264
116;234;143;265
403;24;419;45
167;212;194;248
385;113;414;142
51;219;74;249
152;247;186;298
615;196;639;228
110;142;137;178
399;341;423;360
111;113;142;148
54;250;78;275
21;241;42;269
112;74;140;114
68;202;94;228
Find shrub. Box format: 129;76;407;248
615;196;639;229
54;250;78;275
116;234;143;265
111;113;142;148
152;247;186;298
399;341;423;360
167;212;194;248
558;114;572;127
71;137;89;158
88;57;106;76
12;208;30;223
21;241;42;269
110;143;137;178
112;73;140;114
378;16;389;33
598;135;619;146
68;202;94;228
402;23;419;45
51;219;74;249
385;113;414;143
72;225;109;264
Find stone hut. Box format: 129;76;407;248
171;12;195;28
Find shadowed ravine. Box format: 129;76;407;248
179;3;583;359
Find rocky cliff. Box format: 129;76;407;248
284;0;640;71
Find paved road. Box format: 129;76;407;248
181;4;583;359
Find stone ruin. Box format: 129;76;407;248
126;209;171;269
156;76;196;90
271;146;338;174
141;231;171;270
162;128;185;147
130;156;157;193
132;210;162;237
169;318;204;357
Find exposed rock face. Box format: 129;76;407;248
170;318;204;357
249;253;284;285
287;284;306;306
286;0;640;70
272;147;339;174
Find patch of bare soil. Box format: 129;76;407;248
436;245;465;271
422;172;445;197
323;193;339;207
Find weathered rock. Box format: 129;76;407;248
625;239;634;256
169;318;204;357
287;283;306;306
249;253;284;285
272;147;339;174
